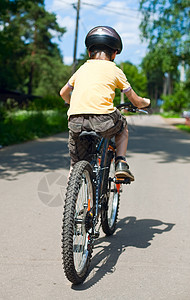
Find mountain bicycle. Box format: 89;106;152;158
61;102;149;285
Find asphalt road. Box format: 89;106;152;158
0;115;190;300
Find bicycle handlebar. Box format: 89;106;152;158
116;102;151;114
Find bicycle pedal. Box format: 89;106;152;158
114;177;131;184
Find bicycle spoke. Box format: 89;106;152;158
101;151;120;236
73;170;92;274
62;161;94;284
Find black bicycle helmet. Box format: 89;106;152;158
85;26;123;54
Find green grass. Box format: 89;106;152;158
160;111;190;133
0;110;68;146
161;112;180;118
176;124;190;134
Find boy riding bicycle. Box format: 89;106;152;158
60;26;151;181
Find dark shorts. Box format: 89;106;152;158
68;109;127;166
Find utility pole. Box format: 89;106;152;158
72;0;81;74
120;63;124;104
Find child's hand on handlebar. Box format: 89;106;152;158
141;98;151;108
141;99;152;114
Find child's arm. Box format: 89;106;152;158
60;84;72;104
125;88;150;108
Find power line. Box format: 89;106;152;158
81;1;142;19
51;0;145;64
82;1;140;13
52;0;144;21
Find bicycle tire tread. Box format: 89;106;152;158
101;151;120;236
61;161;93;284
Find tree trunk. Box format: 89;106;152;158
28;62;34;95
28;23;37;95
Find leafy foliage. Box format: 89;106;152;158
122;62;148;97
176;124;190;133
162;83;190;113
113;62;148;106
29;95;68;111
0;109;68;146
139;0;190;102
0;0;69;95
140;0;189;64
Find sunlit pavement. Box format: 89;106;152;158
0;115;190;300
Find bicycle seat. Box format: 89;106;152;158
79;131;100;139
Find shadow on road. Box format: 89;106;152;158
0;133;70;180
127;123;190;164
72;216;175;290
0;121;190;180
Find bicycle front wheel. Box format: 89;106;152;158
101;151;120;236
62;161;94;285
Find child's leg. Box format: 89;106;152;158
115;125;134;181
115;126;128;157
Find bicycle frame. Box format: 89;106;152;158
92;137;110;221
90;133;130;230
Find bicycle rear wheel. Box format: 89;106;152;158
101;151;120;236
62;161;94;285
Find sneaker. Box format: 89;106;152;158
115;159;135;181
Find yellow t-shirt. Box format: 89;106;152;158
67;59;131;116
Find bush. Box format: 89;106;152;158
28;94;68;111
0;110;68;146
0;103;7;122
0;94;69;146
162;84;189;113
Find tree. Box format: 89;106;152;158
122;62;148;97
140;0;189;63
113;61;148;106
139;0;190;96
141;48;179;99
0;0;66;95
